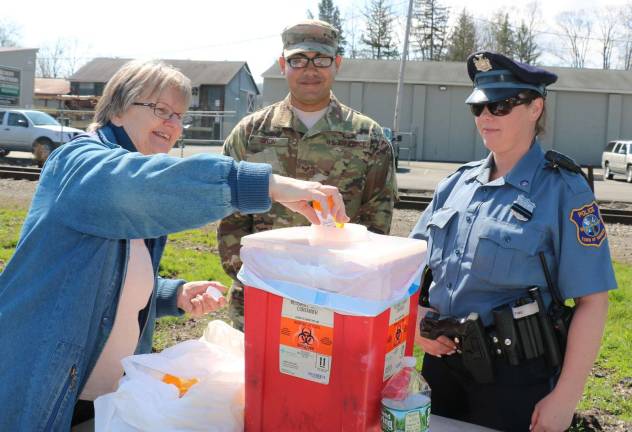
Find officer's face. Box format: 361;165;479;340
475;97;543;157
279;52;342;112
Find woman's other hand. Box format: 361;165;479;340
414;306;458;357
177;281;227;317
530;390;576;432
268;174;349;225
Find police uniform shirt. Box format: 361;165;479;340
411;141;617;325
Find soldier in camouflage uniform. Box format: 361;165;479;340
218;19;397;330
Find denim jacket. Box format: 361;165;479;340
0;123;272;431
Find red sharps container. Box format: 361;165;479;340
238;224;427;432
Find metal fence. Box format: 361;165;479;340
37;108;236;146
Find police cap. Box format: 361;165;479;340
282;19;338;58
465;51;558;104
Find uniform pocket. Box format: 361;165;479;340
471;221;544;286
246;136;290;174
427;207;458;269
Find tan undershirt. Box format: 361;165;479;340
80;239;155;400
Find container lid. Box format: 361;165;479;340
238;225;427;316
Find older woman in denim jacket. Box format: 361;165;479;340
0;59;347;431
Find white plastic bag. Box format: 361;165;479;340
94;320;245;432
238;225;427;316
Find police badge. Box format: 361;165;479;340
473;54;493;72
569;201;607;247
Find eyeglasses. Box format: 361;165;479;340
286;55;334;69
132;101;193;126
469;97;534;117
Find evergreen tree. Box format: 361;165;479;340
318;0;347;56
514;21;540;64
446;8;477;61
411;0;450;61
491;12;515;56
361;0;400;59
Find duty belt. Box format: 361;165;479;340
420;287;563;384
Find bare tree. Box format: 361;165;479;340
361;0;400;59
346;9;362;59
594;9;620;70
556;11;593;68
411;0;450;61
0;19;21;47
621;4;632;70
37;38;84;78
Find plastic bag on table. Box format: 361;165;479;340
94;320;244;432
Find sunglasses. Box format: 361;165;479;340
469;96;534;117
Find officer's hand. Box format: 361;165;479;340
415;306;458;357
268;174;349;225
177;281;227;317
530;390;575;432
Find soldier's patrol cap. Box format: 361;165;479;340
282;19;338;57
465;51;558;104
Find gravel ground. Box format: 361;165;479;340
1;178;631;265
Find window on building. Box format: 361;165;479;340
77;83;95;96
247;93;256;113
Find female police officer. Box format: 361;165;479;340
411;51;617;432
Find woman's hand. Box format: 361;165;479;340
268;174;349;225
177;281;227;317
414;306;458;357
530;390;576;432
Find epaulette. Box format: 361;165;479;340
544;150;591;194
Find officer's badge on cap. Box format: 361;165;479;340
569;201;607;247
473;54;493;72
282;19;339;57
465;51;558;104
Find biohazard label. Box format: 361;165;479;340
279;299;334;384
383;297;410;380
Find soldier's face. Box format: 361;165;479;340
279;52;342;112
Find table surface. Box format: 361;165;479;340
72;414;499;431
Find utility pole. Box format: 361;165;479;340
393;0;414;133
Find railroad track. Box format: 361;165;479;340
0;166;41;181
396;194;632;225
1;167;631;225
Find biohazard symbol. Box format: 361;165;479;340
298;327;315;346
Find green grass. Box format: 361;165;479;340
0;208;26;271
579;262;632;421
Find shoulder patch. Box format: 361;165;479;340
569;201;607;247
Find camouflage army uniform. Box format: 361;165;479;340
218;93;397;330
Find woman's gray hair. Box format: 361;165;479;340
88;60;192;132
